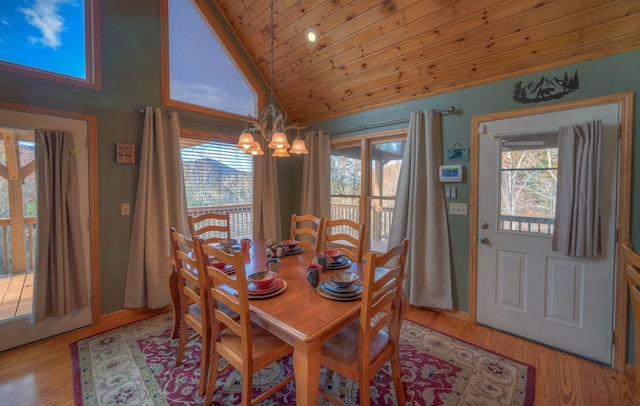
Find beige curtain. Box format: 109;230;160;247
300;130;331;218
252;137;281;241
124;107;188;309
388;110;453;309
33;129;89;322
552;119;602;257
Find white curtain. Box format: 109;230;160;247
388;110;453;309
124;107;188;309
552;119;602;257
300;130;331;218
33;129;89;322
253;137;281;241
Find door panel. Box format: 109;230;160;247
477;103;619;365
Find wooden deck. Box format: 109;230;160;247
0;271;33;321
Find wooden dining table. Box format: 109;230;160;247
167;239;365;405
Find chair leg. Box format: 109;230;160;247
242;365;252;406
359;372;371;406
175;319;187;367
205;350;221;405
390;351;406;405
199;330;211;397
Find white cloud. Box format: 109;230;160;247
1;16;9;26
19;0;75;50
171;80;255;116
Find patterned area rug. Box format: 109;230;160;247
71;313;534;405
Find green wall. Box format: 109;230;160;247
309;50;640;313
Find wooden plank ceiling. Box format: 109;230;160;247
212;0;640;124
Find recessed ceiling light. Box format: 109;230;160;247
305;27;318;44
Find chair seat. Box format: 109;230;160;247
219;322;292;369
321;320;391;375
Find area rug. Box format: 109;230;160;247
71;312;534;405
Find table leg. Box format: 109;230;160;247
168;269;180;339
293;339;321;406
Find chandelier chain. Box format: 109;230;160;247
269;0;275;108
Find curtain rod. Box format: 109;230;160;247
138;108;239;130
331;106;456;136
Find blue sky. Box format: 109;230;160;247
0;0;85;78
168;0;257;117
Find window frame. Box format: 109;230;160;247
161;0;264;121
179;128;254;239
0;0;101;89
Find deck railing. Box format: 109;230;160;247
187;204;253;239
330;203;394;240
500;215;554;234
0;217;37;275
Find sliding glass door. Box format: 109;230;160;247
330;132;405;253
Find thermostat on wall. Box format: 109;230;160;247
439;164;463;182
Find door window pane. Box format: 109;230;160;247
499;133;558;234
370;141;404;252
330;145;361;234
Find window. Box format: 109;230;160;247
180;132;253;239
499;132;558;235
331;133;405;252
164;0;260;119
0;0;101;88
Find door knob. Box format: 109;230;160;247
481;222;489;230
480;237;490;244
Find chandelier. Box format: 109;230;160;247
235;0;308;157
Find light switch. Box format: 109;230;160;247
445;186;451;199
451;186;457;199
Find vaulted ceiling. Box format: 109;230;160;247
212;0;640;125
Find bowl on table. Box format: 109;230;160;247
329;271;358;289
324;249;344;262
211;261;227;269
282;239;299;250
247;270;278;288
218;238;237;250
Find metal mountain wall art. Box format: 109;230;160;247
512;70;579;104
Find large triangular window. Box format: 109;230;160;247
163;0;260;119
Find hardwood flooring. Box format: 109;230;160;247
0;305;634;405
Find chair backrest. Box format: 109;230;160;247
200;241;253;359
170;227;209;326
322;218;366;262
290;213;324;252
621;239;640;395
360;238;410;368
189;212;231;244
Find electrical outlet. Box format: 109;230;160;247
449;203;467;215
121;203;131;215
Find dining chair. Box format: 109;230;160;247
188;212;231;244
621;239;640;400
290;213;324;252
321;218;366;262
319;238;410;405
169;228;210;397
200;242;294;406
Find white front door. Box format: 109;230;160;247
476;103;619;365
0;109;92;352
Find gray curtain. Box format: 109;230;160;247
124;106;189;309
33;129;89;322
300;130;331;218
252;136;281;241
388;110;453;309
552;119;602;257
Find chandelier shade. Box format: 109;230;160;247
235;0;307;158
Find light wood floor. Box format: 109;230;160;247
0;305;634;405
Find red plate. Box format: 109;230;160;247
248;278;284;295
